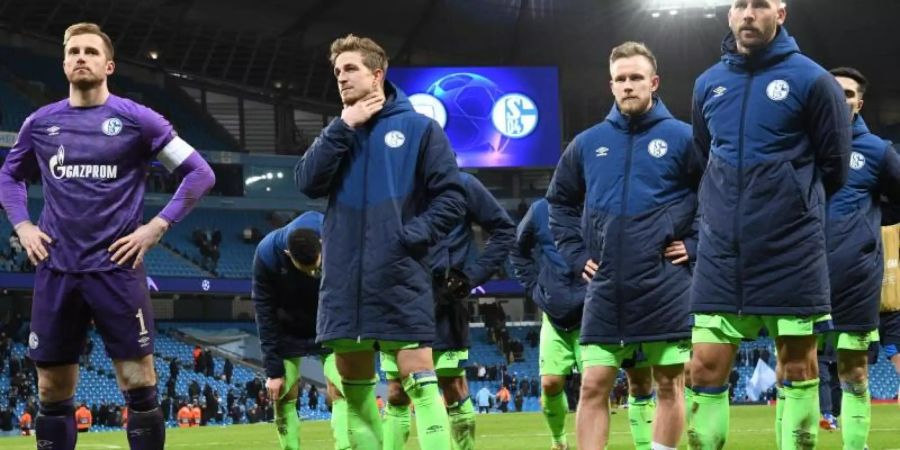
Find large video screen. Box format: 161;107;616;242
389;67;561;168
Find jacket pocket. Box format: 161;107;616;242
586;209;605;264
784;162;810;212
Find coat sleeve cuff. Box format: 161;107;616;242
684;237;698;262
265;359;285;379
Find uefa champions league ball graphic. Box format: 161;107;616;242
425;73;511;154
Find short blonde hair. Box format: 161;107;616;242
329;34;388;72
64;22;114;60
610;41;657;74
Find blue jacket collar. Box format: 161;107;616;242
721;26;800;70
377;81;414;119
852;114;870;139
605;96;674;132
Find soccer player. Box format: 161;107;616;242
0;22;214;450
381;171;515;450
687;1;851;448
294;34;465;450
252;210;349;450
825;66;900;449
546;42;697;450
510;197;587;450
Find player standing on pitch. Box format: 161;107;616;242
547;41;698;450
0;22;215;450
295;34;465;450
823;66;900;449
686;1;851;448
380;171;515;450
510;197;587;450
252;211;350;450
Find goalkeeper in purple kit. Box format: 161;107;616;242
0;22;215;450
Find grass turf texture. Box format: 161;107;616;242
1;404;898;449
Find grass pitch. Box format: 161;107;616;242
1;404;898;449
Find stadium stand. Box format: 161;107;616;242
151;209;273;278
0;45;236;151
0;80;34;133
0;321;332;432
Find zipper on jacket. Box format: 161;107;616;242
617;131;636;342
735;72;755;315
357;130;371;341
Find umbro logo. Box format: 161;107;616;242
595;146;609;157
713;86;727;98
47;126;61;136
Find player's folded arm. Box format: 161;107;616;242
0;115;39;227
510;207;539;293
808;73;853;198
404;120;466;250
547;140;589;275
463;175;517;287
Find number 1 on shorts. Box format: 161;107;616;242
136;308;149;336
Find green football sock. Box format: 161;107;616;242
383;403;411;450
685;386;695;422
781;379;819;450
686;386;729;450
275;398;300;450
628;394;656;450
840;381;870;450
403;371;451;450
330;397;351;450
447;397;476;450
541;390;569;446
775;386;785;450
342;378;383;450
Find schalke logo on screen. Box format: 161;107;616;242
407;73;540;154
491;93;538;139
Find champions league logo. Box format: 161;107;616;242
406;73;540;155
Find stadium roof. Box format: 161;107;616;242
1;0;897;136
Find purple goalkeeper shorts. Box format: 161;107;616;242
28;264;155;364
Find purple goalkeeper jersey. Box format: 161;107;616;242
2;95;175;272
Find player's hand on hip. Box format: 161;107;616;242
583;259;599;283
109;216;170;269
665;240;689;265
266;377;284;401
14;221;52;265
341;92;385;128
